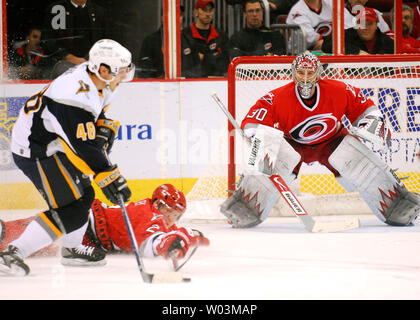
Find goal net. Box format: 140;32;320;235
187;55;420;217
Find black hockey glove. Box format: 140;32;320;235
94;165;131;204
95;119;120;153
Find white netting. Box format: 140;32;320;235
187;56;420;216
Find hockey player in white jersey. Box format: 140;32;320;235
0;39;135;276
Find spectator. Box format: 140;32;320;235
8;27;54;80
344;0;390;33
286;0;354;50
322;7;394;54
409;0;420;40
225;0;299;22
228;0;286;60
386;4;420;53
137;6;185;79
181;0;229;78
42;0;109;78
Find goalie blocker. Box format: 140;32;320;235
221;124;419;228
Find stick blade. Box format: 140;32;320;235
151;272;191;283
311;217;360;233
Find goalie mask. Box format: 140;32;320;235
88;39;135;86
152;184;186;227
291;51;323;99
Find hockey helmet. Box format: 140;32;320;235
88;39;135;85
152;184;187;225
291;51;323;99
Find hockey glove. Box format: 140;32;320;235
94;165;131;204
354;115;391;152
178;227;210;246
156;231;190;259
95;119;120;153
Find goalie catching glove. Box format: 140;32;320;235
155;228;209;259
353;114;391;152
95;118;120;153
94;165;131;204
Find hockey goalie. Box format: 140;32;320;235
221;51;420;228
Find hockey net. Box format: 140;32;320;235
187;55;420;217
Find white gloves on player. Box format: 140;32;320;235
353;114;391;152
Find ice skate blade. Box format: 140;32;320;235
0;262;29;276
61;258;107;267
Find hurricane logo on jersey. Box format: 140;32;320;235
289;113;339;144
260;93;274;105
315;22;333;37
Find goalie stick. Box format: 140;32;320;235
117;194;191;283
210;92;360;233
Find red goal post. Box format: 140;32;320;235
227;54;420;203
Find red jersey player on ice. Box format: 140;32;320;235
221;51;420;228
0;184;209;269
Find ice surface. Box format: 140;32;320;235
1;214;420;300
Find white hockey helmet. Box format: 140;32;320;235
291;51;323;99
88;39;135;84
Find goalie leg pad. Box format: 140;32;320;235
246;124;301;183
329;135;420;226
220;173;279;228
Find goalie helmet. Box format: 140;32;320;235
88;39;135;84
152;184;187;225
291;51;323;99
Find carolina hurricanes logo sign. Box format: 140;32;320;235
315;22;333;37
289;113;339;144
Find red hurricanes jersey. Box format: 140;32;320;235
241;79;374;145
102;198;177;252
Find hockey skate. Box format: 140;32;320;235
0;245;30;276
61;244;106;267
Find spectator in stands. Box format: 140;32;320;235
225;0;299;23
137;5;185;78
386;4;420;53
181;0;229;78
344;0;390;33
409;0;420;40
321;7;394;54
228;0;286;60
286;0;355;50
8;27;54;80
43;0;109;78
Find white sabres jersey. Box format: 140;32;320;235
286;0;355;47
11;63;117;174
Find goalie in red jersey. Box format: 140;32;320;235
0;184;209;267
221;51;420;228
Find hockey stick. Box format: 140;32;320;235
172;246;198;272
117;194;191;283
210;92;360;233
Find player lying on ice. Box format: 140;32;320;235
0;184;209;274
221;51;420;228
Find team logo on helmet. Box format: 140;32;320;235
293;52;320;71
